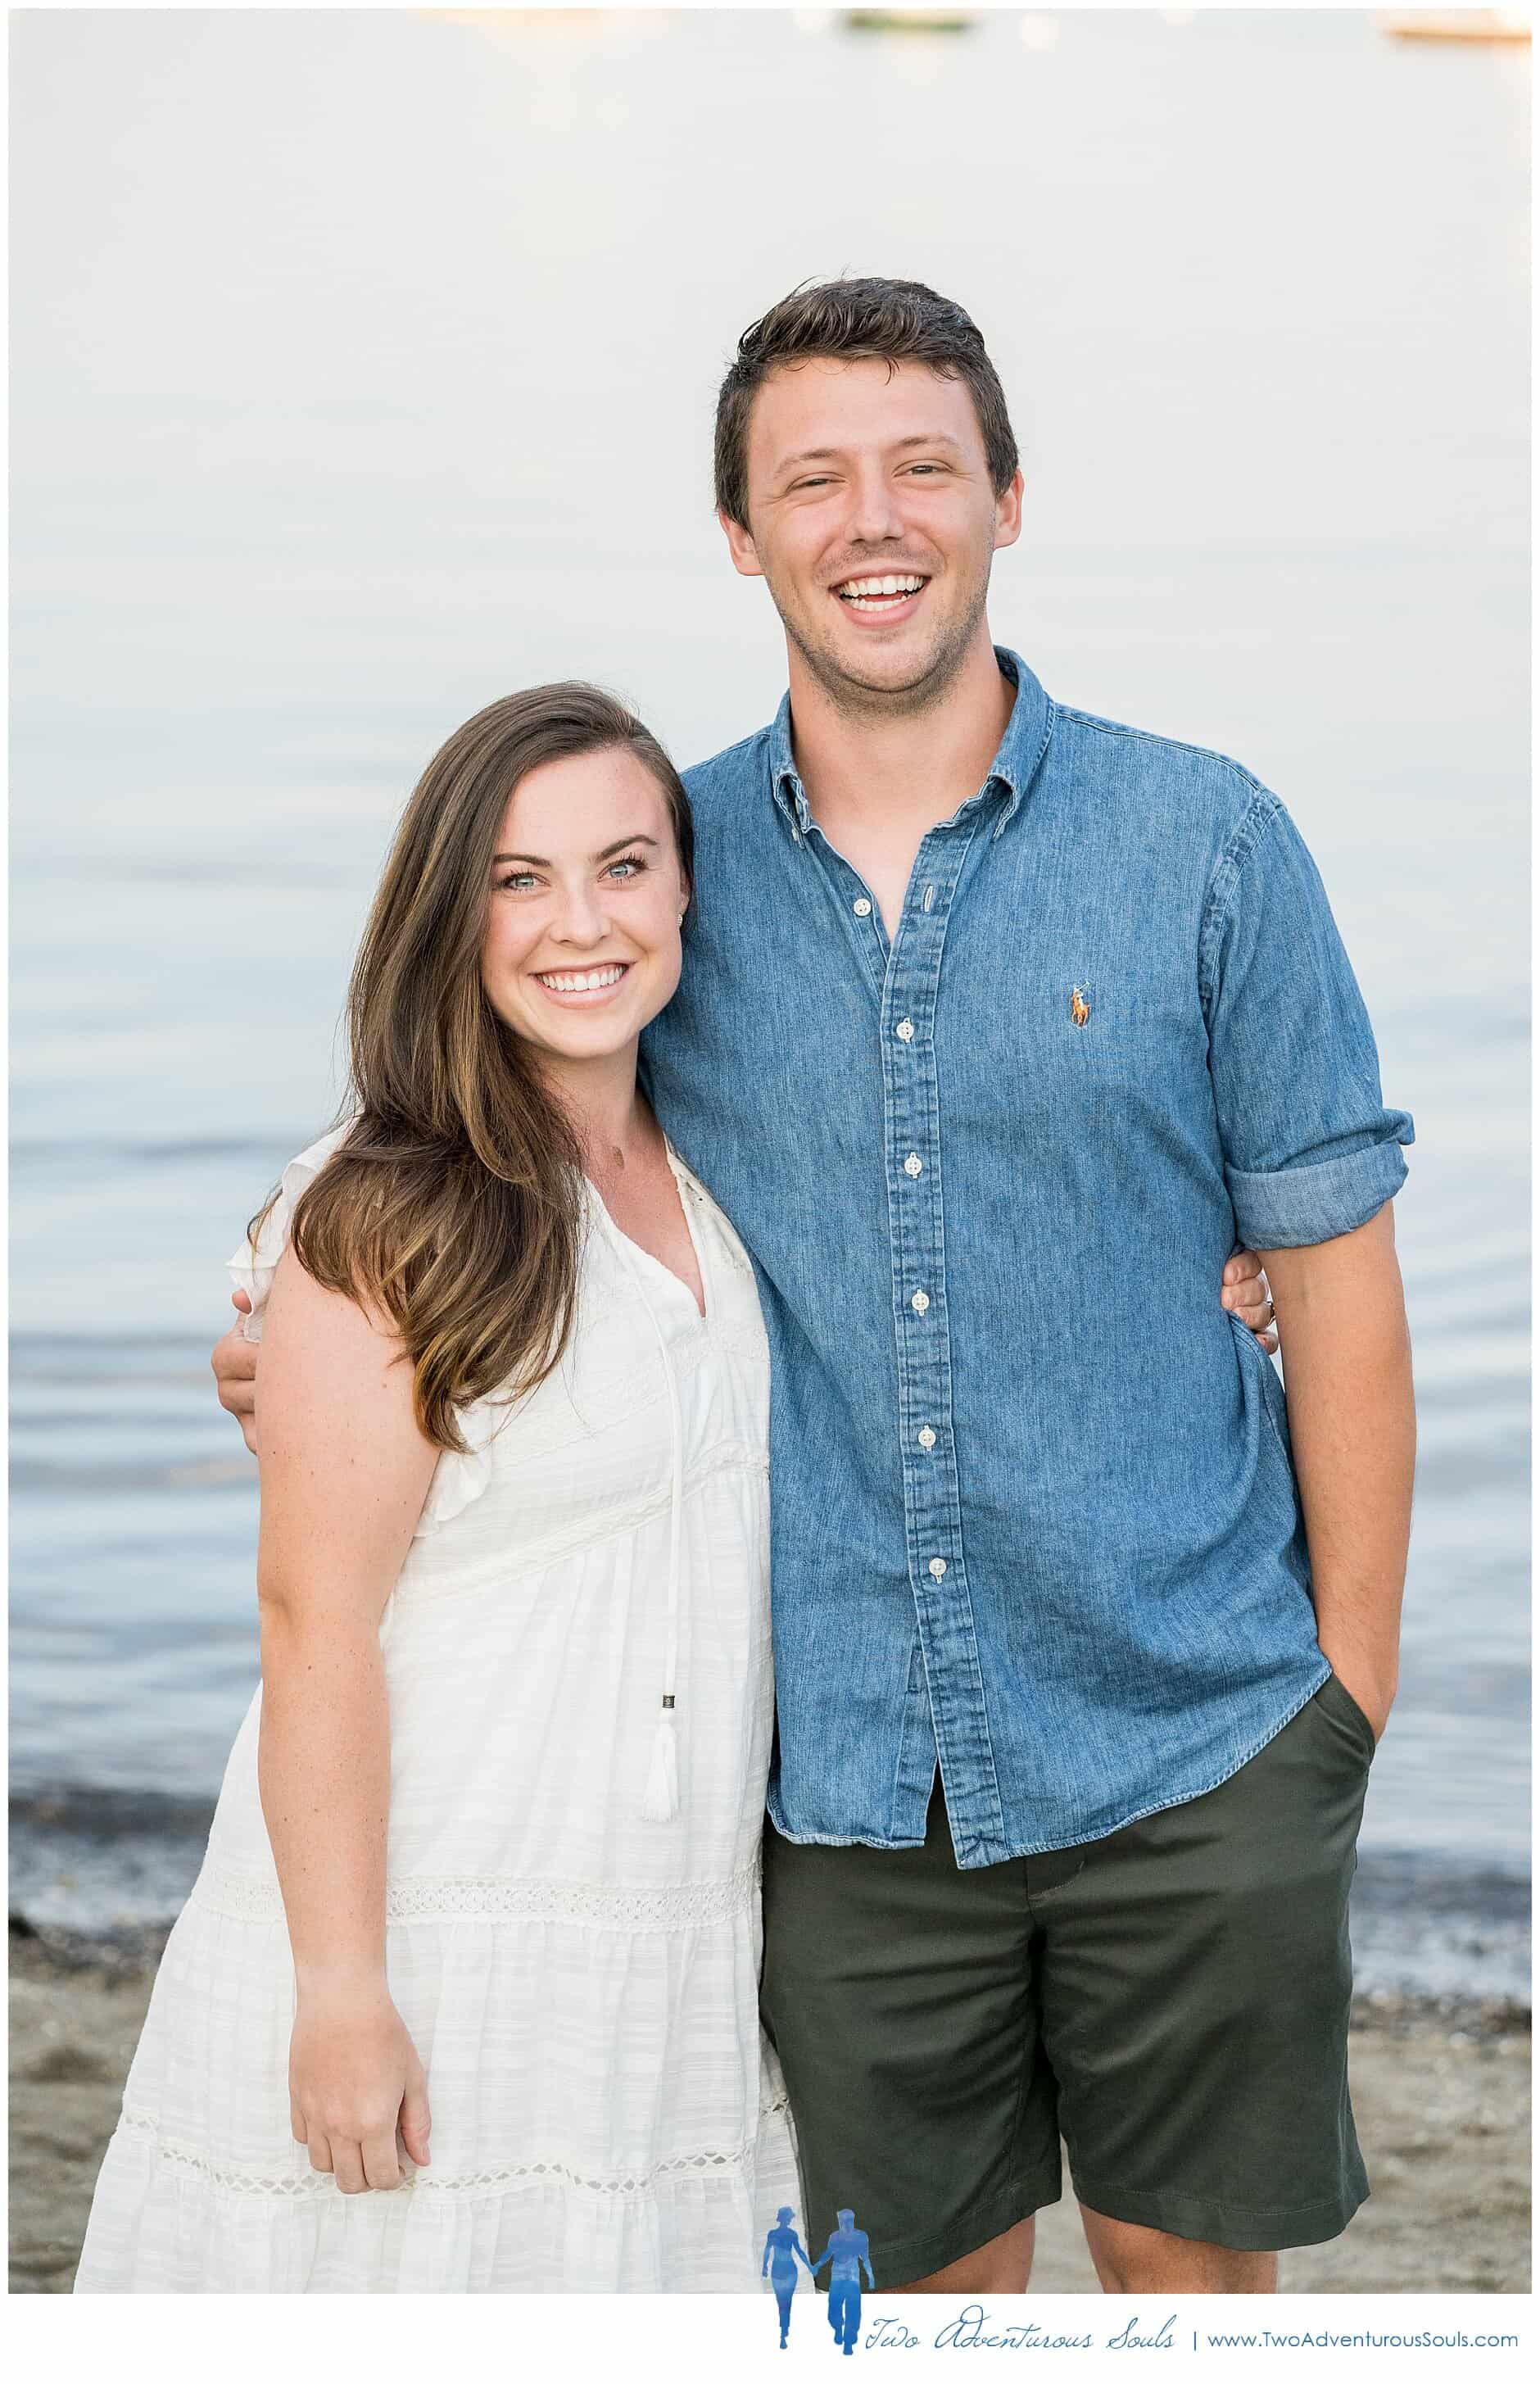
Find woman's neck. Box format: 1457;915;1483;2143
535;1044;658;1186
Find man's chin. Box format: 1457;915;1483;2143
793;621;969;713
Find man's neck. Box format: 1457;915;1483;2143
786;628;1014;841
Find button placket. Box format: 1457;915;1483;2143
880;813;999;1864
802;830;890;995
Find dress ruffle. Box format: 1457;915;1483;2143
225;1122;352;1337
417;1393;510;1531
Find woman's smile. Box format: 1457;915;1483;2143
531;960;635;1006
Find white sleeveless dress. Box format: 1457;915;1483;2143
75;1128;799;2293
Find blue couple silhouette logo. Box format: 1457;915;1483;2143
762;2205;875;2353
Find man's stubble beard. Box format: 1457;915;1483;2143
773;564;994;727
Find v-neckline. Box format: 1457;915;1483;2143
587;1143;709;1322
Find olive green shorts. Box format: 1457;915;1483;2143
759;1672;1376;2287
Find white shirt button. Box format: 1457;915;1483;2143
922;884;936;913
928;1557;948;1580
917;1425;937;1451
910;1289;930;1315
853;897;872;917
895;1018;915;1043
904;1153;922;1178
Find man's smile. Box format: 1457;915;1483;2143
831;572;930;620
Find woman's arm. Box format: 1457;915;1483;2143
254;1244;441;2192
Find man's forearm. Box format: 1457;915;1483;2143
1261;1202;1415;1734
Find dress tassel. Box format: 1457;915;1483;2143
641;1711;679;1823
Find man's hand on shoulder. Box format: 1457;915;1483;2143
213;1290;260;1455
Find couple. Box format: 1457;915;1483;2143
763;2207;873;2351
77;277;1415;2297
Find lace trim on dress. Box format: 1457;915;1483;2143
191;1858;762;1931
114;2095;793;2204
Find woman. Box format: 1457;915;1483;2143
75;684;1277;2294
762;2205;816;2345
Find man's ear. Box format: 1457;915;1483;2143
718;507;766;581
993;468;1024;555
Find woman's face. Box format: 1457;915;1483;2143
479;745;690;1071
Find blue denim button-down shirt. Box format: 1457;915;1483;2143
641;650;1413;1865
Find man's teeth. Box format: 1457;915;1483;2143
537;964;627;993
836;574;926;612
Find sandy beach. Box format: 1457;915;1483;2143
10;1921;1529;2296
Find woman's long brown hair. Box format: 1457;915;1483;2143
250;683;694;1453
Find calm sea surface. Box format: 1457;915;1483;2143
10;8;1530;1995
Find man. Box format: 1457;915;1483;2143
215;279;1414;2295
813;2210;875;2352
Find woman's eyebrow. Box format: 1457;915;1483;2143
491;834;662;865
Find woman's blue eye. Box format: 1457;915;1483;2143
496;855;646;891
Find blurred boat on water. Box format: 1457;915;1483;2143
843;10;976;30
1375;10;1530;39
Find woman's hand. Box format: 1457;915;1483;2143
289;1978;432;2191
1222;1249;1277;1353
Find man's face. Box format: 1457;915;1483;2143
720;356;1021;714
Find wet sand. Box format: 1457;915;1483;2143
9;1924;1529;2295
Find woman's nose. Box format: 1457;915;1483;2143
549;882;608;944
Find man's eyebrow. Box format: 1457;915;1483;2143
775;432;967;473
491;834;661;866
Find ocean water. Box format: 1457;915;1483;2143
9;7;1529;1996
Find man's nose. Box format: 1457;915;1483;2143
840;462;905;548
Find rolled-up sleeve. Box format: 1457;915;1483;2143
1201;791;1414;1250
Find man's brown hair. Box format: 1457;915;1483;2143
713;276;1020;528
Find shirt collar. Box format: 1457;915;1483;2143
768;695;811;836
768;646;1053;844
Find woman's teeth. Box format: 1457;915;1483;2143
836;574;926;613
535;964;628;993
